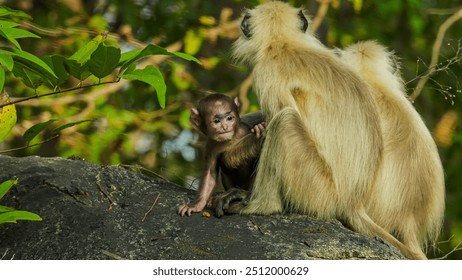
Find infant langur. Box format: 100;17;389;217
178;93;266;217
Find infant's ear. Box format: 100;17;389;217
233;97;240;108
190;108;202;131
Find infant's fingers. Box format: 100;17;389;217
178;205;186;216
253;124;266;138
178;205;192;216
253;128;260;138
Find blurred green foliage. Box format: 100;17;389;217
0;0;461;259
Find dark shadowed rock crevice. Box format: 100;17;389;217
0;155;403;260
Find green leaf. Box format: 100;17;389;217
23;119;57;143
0;20;19;28
0;178;18;199
0;29;21;49
351;0;363;13
0;6;32;20
88;15;108;33
43;54;70;86
88;43;121;78
0;50;14;70
6;48;57;80
0;27;40;49
69;34;104;64
172;51;201;64
12;61;44;89
51;120;92;135
6;28;41;39
119;44;201;74
64;59;91;81
0;205;15;213
119;44;170;72
179;109;191;129
122;65;167;108
0;92;17;142
0;210;42;224
184;29;203;55
0;66;4;92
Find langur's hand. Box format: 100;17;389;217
213;188;250;218
178;200;207;217
251;122;267;139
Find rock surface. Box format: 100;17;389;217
0;155;403;260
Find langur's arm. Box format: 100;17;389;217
240;111;265;128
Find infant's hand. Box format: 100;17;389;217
178;200;207;216
251;122;267;139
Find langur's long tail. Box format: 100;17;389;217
349;208;427;260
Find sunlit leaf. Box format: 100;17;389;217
0;50;14;70
119;44;201;74
69;34;104;64
0;30;21;49
202;56;221;70
0;66;4;92
0;178;18;199
119;44;170;72
184;29;203;55
0;92;17;142
0;20;19;28
23;119;57;143
51;120;92;135
0;210;42;224
122;65;167;108
6;48;57;80
0;6;32;20
0;205;15;213
179;109;191;129
88;15;108;33
171;51;201;64
199;16;216;26
350;0;363;13
171;63;191;90
5;28;40;39
88;43;121;78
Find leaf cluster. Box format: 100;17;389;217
0;5;199;144
0;179;42;224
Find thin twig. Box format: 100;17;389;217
434;240;462;260
410;7;462;101
0;135;60;154
95;172;117;209
0;80;119;109
101;249;127;260
250;219;267;235
119;164;170;182
142;192;161;222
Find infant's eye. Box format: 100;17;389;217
226;116;234;121
213;118;221;124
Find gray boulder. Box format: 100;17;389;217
0;155;403;260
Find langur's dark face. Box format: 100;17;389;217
205;101;239;142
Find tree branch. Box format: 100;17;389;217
311;0;332;32
0;80;119;109
410;7;462;101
